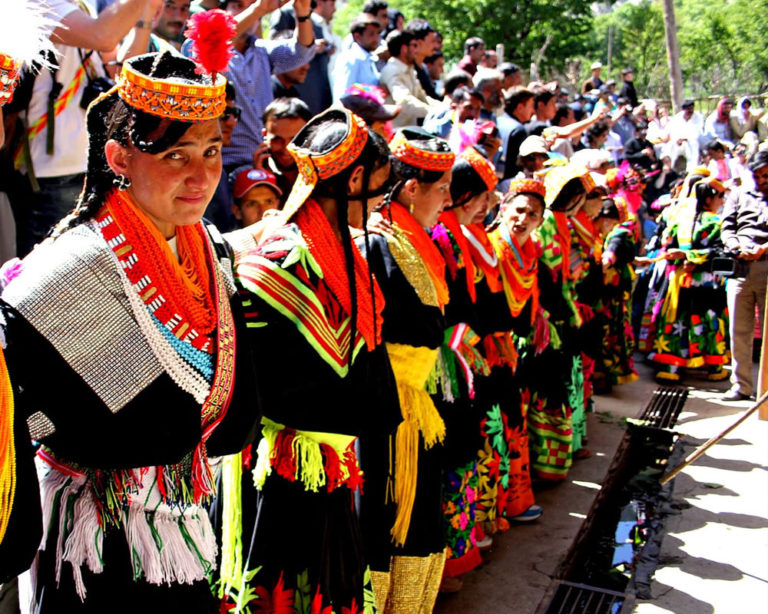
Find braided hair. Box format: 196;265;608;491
300;117;391;362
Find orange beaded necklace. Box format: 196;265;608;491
100;189;216;351
295;199;384;349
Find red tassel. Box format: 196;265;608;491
241;443;253;470
343;444;364;494
185;9;237;78
322;444;343;492
273;430;298;483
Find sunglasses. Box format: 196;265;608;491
221;106;242;121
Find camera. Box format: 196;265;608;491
710;250;747;277
80;76;114;110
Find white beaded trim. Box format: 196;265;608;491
89;221;211;404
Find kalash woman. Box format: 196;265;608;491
595;195;639;386
647;177;729;382
518;164;595;482
472;179;547;537
428;146;497;590
358;128;454;613
227;108;398;612
0;52;260;612
568;177;610;398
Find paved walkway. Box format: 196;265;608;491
436;360;768;613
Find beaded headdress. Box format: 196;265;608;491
0;54;21;106
283;108;370;220
543;163;595;208
116;53;227;123
461;146;498;192
390;130;455;172
506;178;546;200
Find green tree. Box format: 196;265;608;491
588;1;668;98
333;0;595;75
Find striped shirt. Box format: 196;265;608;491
217;37;315;168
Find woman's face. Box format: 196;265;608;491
583;194;603;219
347;161;392;229
705;189;726;212
412;170;452;228
565;192;586;217
503;194;543;245
455;191;490;225
117;119;223;238
598;216;619;235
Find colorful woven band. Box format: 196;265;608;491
704;177;726;193
282;110;369;219
117;60;227;122
612;195;630;224
390;131;455;172
506;178;546;200
0;53;22;106
544;163;593;207
462;146;497;192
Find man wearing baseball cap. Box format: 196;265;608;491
232;168;284;227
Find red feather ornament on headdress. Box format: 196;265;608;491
185;9;236;81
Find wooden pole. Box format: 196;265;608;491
661;0;684;112
660;391;768;485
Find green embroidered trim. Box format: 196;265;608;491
238;256;365;377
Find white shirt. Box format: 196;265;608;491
379;57;439;128
27;0;105;178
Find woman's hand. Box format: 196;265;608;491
366;211;392;235
665;248;686;261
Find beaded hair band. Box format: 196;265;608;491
702;177;726;193
117;58;227;123
544;163;594;208
462;146;498;192
611;195;630;225
390;131;455;172
506;178;547;200
282;109;370;219
0;54;21;106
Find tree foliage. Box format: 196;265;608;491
583;0;768;100
333;0;595;74
332;0;768;99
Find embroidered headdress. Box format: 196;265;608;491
282;108;370;220
390;129;455;171
448;145;496;209
116;58;227;122
506;178;546;201
543;163;595;209
114;11;234;122
461;146;497;192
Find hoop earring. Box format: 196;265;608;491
113;174;131;191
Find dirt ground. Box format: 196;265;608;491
436;359;768;614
